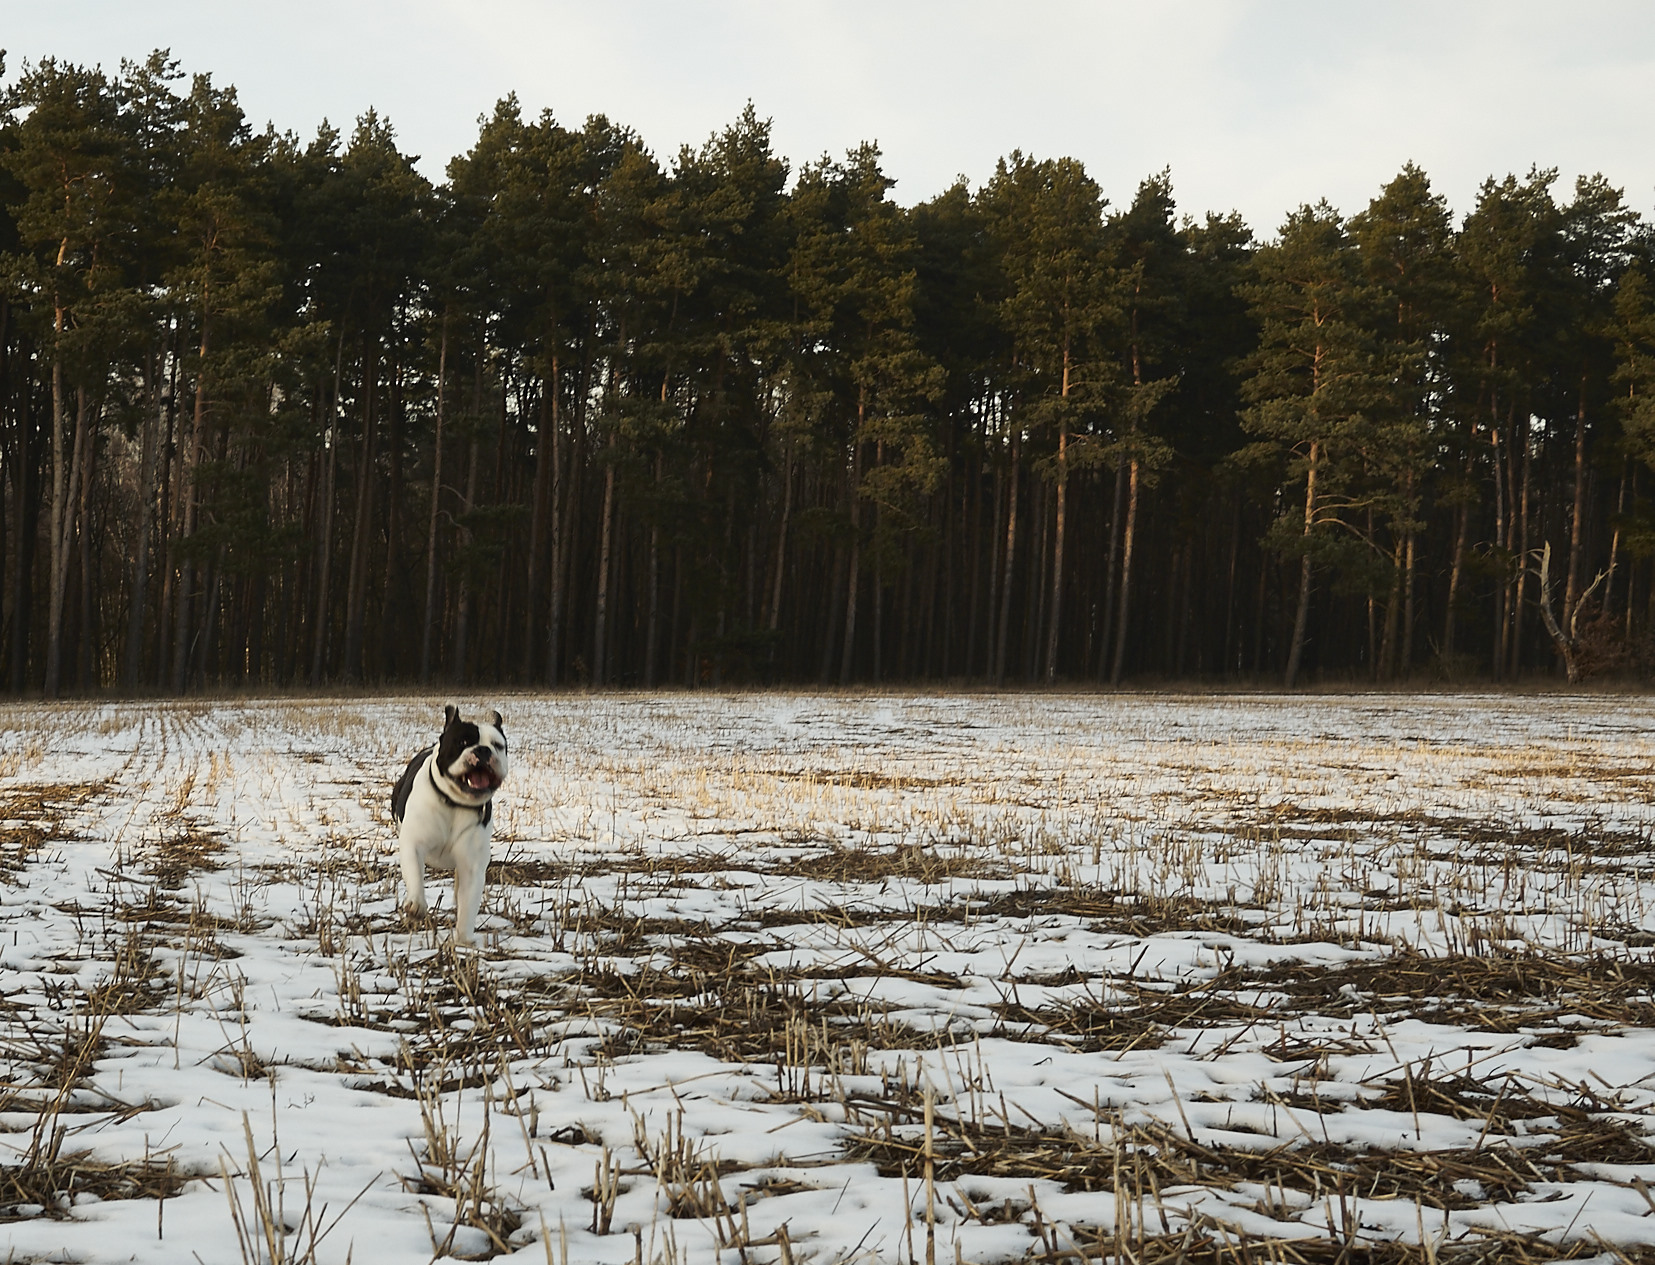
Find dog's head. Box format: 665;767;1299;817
435;704;510;801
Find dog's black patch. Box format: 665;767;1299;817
438;718;483;773
390;747;431;823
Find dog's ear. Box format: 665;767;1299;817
444;704;459;728
489;709;503;729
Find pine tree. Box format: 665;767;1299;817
0;58;149;695
1457;169;1562;676
981;153;1115;683
1098;174;1181;684
1557;175;1638;614
298;110;430;683
1242;202;1385;687
1348;163;1455;677
789;145;941;684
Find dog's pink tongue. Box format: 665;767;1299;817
467;770;492;790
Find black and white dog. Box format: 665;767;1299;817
391;705;509;946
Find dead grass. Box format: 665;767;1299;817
1038;1228;1655;1263
850;1102;1654;1253
1261;803;1655;865
964;888;1258;936
145;829;227;888
772;842;1014;884
0;782;106;875
0;1150;189;1221
1263;949;1655;1029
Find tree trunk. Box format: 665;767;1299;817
872;556;883;684
1110;457;1140;687
173;305;213;694
1565;383;1588;614
982;454;1003;679
1170;544;1189;675
153;364;177;691
523;357;556;674
451;430;480;682
44;335;72;696
646;453;665;686
1379;537;1401;680
1511;416;1531;676
993;436;1020;686
546;365;576;685
8;348;36;694
1536;540;1607;686
247;572;267;685
1045;424;1068;684
198;546;224;688
1283;440;1319;690
45;379;89;698
43;347;67;698
1098;460;1125;680
963;451;985;679
767;445;792;636
1025;478;1048;683
342;345;378;683
1627;467;1639;639
839;534;861;686
818;541;846;684
74;410;97;689
592;437;616;686
840;419;864;687
1045;342;1072;685
420;312;448;683
1607;460;1628;621
1400;528;1417;677
1366;592;1379;681
309;347;342;686
1443;460;1470;663
124;341;166;690
1491;385;1508;678
379;329;405;679
1222;496;1240;674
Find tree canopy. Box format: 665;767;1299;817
1;51;1652;693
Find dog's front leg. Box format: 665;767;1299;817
452;832;490;946
399;835;429;918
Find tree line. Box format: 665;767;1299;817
4;50;1655;696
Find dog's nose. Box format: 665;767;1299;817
473;746;492;763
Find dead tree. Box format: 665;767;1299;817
1532;540;1609;685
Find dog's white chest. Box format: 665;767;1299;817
402;755;491;861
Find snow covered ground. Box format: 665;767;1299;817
3;691;1655;1263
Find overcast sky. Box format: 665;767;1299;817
7;1;1655;234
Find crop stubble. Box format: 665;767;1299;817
2;694;1655;1263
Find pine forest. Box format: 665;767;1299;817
5;51;1655;696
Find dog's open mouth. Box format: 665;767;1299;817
463;768;501;792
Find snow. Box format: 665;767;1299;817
1;691;1654;1262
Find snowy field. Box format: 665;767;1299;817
4;692;1655;1264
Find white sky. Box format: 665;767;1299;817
8;1;1655;234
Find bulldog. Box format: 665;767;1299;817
392;704;509;945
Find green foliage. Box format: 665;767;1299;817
0;51;1652;691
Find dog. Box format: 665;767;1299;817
392;705;509;945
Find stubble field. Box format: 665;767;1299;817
3;691;1655;1264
